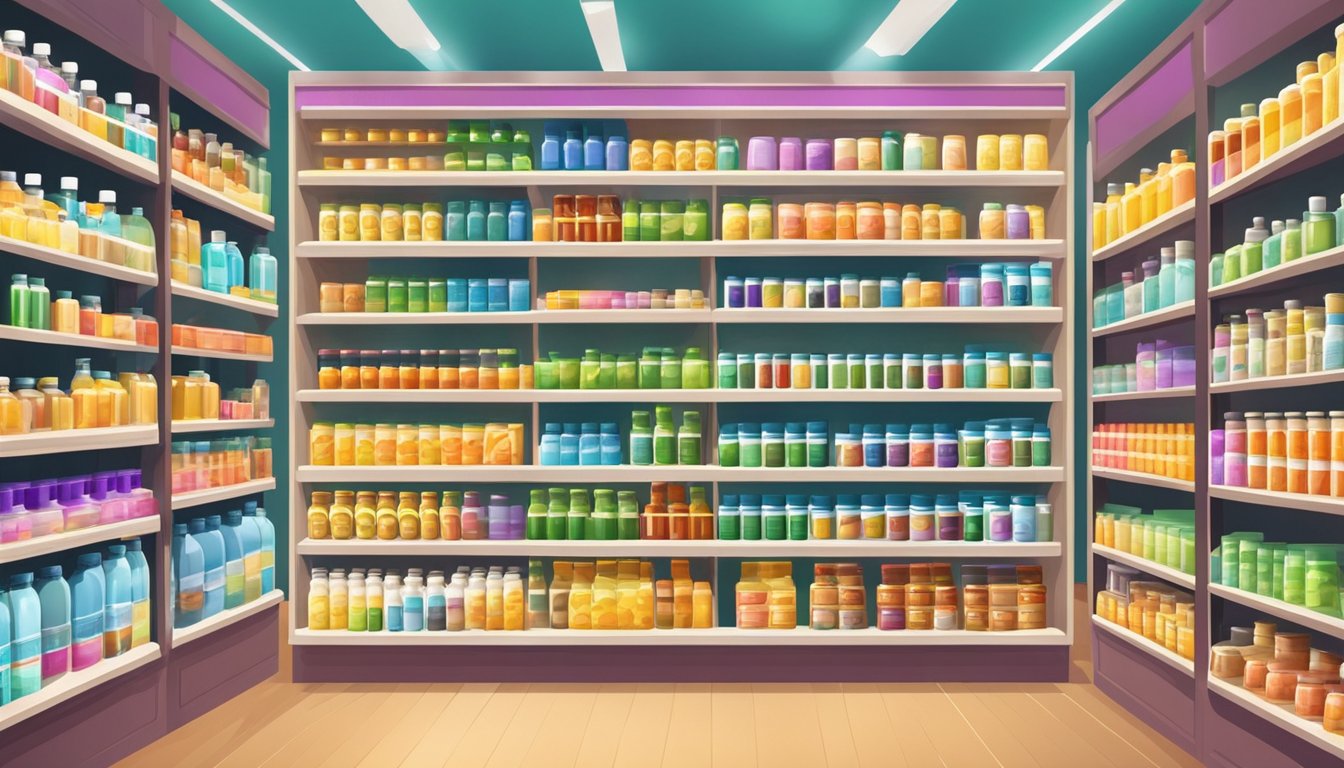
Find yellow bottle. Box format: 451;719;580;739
503;571;525;630
1092;202;1105;250
1302;72;1324;136
308;570;329;631
466;571;486;629
1137;168;1157;225
418;492;440;540
1120;182;1141;234
39;377;71;430
14;378;42;431
307;491;332;540
485;568;504;631
0;376;25;434
329;490;354;540
397;491;420;540
0;172;22;206
569;561;595;630
375;491;398;540
52;290;78;333
1281;83;1303;147
593;560;618;630
1322;51;1339;125
614;559;639;630
354;491;377;540
636;561;655;630
1103;183;1121;244
1239;103;1260;171
328;570;348;630
692;581;713;628
90;371;124;427
1260;98;1281;159
1155;162;1173;216
192;370;219;419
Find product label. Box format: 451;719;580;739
404;596;424;631
11;630;39;663
204;565;225;594
41;621;71;655
72;608;102;642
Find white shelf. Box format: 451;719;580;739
1090;199;1196;262
1091;386;1196;402
1209;368;1344;394
297;538;1063;558
291;626;1068;647
1209;485;1344;517
1208;243;1344;300
1209;116;1344;205
1209;675;1344;761
170;171;275;231
1090;616;1194;676
0;517;160;565
172;478;276;510
713;307;1063;324
0;424;158;458
171;418;275;434
1092;544;1195;589
0;643;160;730
0;235;158;286
296;307;1062;326
171;590;284;648
1091;467;1194;492
171;282;279;318
297;169;1067;189
1210;583;1344;640
0;88;157;184
296;388;1064;405
300;105;1072;122
1091;301;1195;337
171;345;273;363
295;238;1068;260
0;325;156;354
296;465;1065;484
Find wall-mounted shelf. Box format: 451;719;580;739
1090;468;1195;492
1;325;157;354
171;282;279;317
296;538;1063;558
295;388;1064;404
1209;583;1344;640
1208;117;1344;205
1209;485;1344;517
1091;615;1195;676
0;235;159;286
171;590;284;649
297;169;1068;188
172;478;277;510
171;346;273;363
171;418;275;434
1209;368;1344;394
0;88;158;184
1092;386;1196;402
1091;301;1196;337
170;171;275;231
1090;199;1196;263
1208;244;1344;300
296;465;1066;484
1093;544;1195;589
291;626;1069;647
0;516;161;566
0;424;159;458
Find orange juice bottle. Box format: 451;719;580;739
0;376;25;434
38;377;71;430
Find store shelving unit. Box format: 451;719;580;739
0;2;281;762
289;71;1075;682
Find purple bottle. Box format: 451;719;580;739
509;504;525;540
0;486;29;542
804;139;832;170
746;136;778;171
58;479;99;530
1006;204;1030;239
778;137;803;170
488;494;510;540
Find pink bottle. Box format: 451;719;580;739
24;481;65;538
0;485;31;542
123;470;157;519
58;478;100;530
93;472;130;523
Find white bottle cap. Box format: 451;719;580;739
1309;196;1327;212
31;42;49;56
60;176;77;190
1272;219;1284;234
0;171;14;182
22;173;40;187
134;103;150;116
211;230;226;243
80;79;97;92
61;61;77;75
3;30;25;46
98;190;116;204
114;92;131;106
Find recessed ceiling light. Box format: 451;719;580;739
863;0;958;58
208;0;309;70
356;0;440;52
1032;0;1127;71
581;0;627;72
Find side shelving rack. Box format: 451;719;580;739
288;71;1075;682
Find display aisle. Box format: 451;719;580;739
0;0;281;764
288;72;1076;680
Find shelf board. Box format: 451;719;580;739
1091;468;1194;493
291;626;1068;647
297;310;706;326
713;307;1063;324
296;388;1064;405
0;235;159;286
171;345;273;363
171;282;279;317
0;517;160;565
1209;485;1344;517
299;105;1072;121
171;590;284;648
1210;583;1344;641
171;418;275;434
1208;675;1344;761
1209;244;1344;300
297;169;1067;188
0;424;158;458
1092;544;1195;589
1092;386;1196;403
1089;199;1196;262
172;478;276;510
1209;116;1344;206
0;643;160;731
170;171;275;231
297;465;1065;484
0;326;156;354
1090;616;1194;676
1210;368;1344;394
297;538;1063;558
295;238;1069;260
1091;301;1195;337
0;88;157;184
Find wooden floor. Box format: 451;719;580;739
118;590;1203;768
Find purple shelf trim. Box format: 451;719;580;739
1205;0;1339;84
169;35;268;141
294;84;1067;111
1091;627;1196;753
1094;40;1194;160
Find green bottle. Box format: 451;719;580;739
684;199;709;241
1263;221;1284;271
659;350;682;389
546;487;568;540
407;279;428;313
386;278;408;313
428;280;447;312
678;411;702;465
617;490;640;539
1282;219;1302;263
593;489;616;540
630;411;653;465
25;277;49;330
567;488;590;541
623;200;641;241
639;350;661;389
653;405;676;465
639;201;660;241
9;273;29;328
1240;217;1267;276
881;131;902;170
526;489;547;540
1304;196;1335;256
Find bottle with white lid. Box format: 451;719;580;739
203;229;228;294
327;568;347;630
79;80;107;140
107;91;131;149
2;30;34;101
383;572;403;632
1305;195;1335;256
96;190;120;240
1242;216;1269;276
133;103;156;159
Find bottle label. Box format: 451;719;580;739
204;565;225;594
386;605;404;632
404;596;424;631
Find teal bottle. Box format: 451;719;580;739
8;572;40;700
96;190;121;239
191;517;224;619
202;230;229;294
245;501;276;594
125;538;151;648
102;544;132;656
69;553;104;671
1264;220;1284;270
172;523;204;627
232;508;262;603
215;513;245;609
0;586;9;704
225;240;245;291
34;565;69;684
249;244;278;302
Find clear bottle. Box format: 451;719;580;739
79;79;106;140
365;570;383;631
13;377;40;431
327;569;348;630
347;568;366;632
503;569;525;630
383;572;403;632
401;572;424;631
307;568;329;630
425;571;446;631
446;571;466;631
249;243;277;302
465;569;486;629
225;240;244;292
105;92;130;149
202;230;228;294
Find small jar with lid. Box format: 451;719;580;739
748;198;773;240
833;137;858;170
938;207;962;240
778;203;804;239
359;203;381;241
921;204;942;240
1024;134;1049;170
318;203;339;241
806;203;836;239
840;274;860;308
999;134;1024;170
1006;204;1030;240
722;203;749;240
856;201;884;239
941;135;967;170
980;203;1006;239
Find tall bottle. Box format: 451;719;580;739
327;569;347;630
216;511;245;608
527;559;549;629
225;240;244;292
97;189;120;240
34;565;69;684
425;570;446;631
230;508;262;602
68;553;104;671
383;572;403;632
202;230;228;294
249;243;278;302
402;571;424;631
8;572;40;699
307;568;329;630
249;503;277;594
124;538;151;647
347;568;366;632
365;570;383;631
169;524;201;630
105;92;130;149
191;517;225;619
0;582;9;704
79;80;106;139
101;544;132;655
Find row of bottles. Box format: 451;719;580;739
168;211;277;303
9;272;158;344
1092;150;1197;249
0;539;151;705
0;172;155;273
171;502;276;628
170;373;269;422
1212;198;1344;287
169;114;271;214
169;438;273;496
0;470;155;543
0;358;157;433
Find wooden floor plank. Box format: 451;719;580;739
752;684;829;768
875;684;950;767
972;686;1116;768
612;684;677;768
353;688;460;768
939;684;1039;768
318;686;431;768
661;683;713;767
483;686;555;768
1057;683;1202;768
839;683;907;768
710;683;758;768
1030;685;1165;768
573;683;638;768
810;683;861;768
440;683;530;768
398;683;500;768
213;684;357;767
116;679;296;767
255;688;393;768
520;686;598;768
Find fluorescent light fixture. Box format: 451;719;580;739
1032;0;1126;71
208;0;309;70
581;0;626;72
356;0;440;52
863;0;957;57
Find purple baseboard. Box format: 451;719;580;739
1204;694;1336;768
1091;627;1197;755
1;662;166;768
294;643;1069;683
167;607;281;729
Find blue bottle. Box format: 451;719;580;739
467;278;487;312
125;538;151;648
34;565;70;684
225;240;245;291
0;585;9;704
69;553;104;671
230;508;262;603
583;126;605;170
172;524;204;628
600;422;622;465
96;190;122;239
487;201;507;241
606;134;628;171
446;278;468;312
446;201;466;241
249;244;278;301
466;200;486;241
560;422;580;465
215;512;245;609
578;422;601;465
487;278;508;311
102;544;133;656
8;572;40;699
250;504;277;594
202;230;229;294
563;127;583;170
191;517;225;619
540;123;561;171
539;423;562;465
507;200;528;241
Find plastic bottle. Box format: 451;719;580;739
100;543;132;655
249;243;278;302
105;91;129;149
425;570;446;631
307;568;329;631
171;523;203;629
25;276;48;330
383;572;403;631
402;572;425;631
1305;196;1336;256
24;481;63;537
327;569;347;630
365;570;383;631
8;572;41;699
96;189;120;240
563;127;582;170
67;553;103;672
191;517;225;619
8;273;29;329
217;511;245;609
0;376;25;435
225;240;244;291
202;230;228;294
347;568;366;631
34;565;69;684
230;508;262;602
250;503;277;594
0;583;9;704
124;538;151;647
1241;217;1268;276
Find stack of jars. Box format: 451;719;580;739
535;347;709;390
308;422;524;467
170;437;271;494
1210;411;1344;496
1093;507;1196;576
734;562;797;630
1092;340;1197;395
1091;422;1195;481
719;347;1052;391
306;488;524;541
171;372;269;422
8;273;158;344
316;349;531;390
1093;150;1197;249
720;199;1046;241
1212;294;1344;383
1096;565;1195;660
171;323;272;357
722;264;1053;310
316;199;528;242
1214;531;1342;618
320;276;531;314
540;288;706;310
533;194;640;242
596;198;709;241
1208;618;1344;735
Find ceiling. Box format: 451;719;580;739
162;0;1201;108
